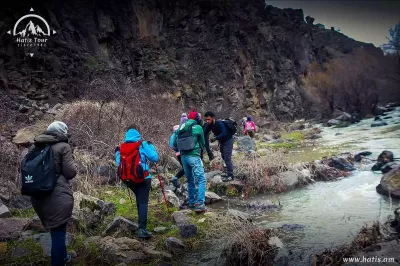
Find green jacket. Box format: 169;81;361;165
173;119;205;157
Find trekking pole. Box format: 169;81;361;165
157;172;171;213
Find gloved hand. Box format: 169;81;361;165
210;137;216;143
208;153;215;161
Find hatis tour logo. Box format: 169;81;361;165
7;8;57;57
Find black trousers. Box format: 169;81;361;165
175;155;185;179
126;178;151;229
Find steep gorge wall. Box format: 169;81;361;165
0;0;377;121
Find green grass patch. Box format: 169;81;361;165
10;208;36;218
257;141;297;150
281;131;305;141
0;238;48;265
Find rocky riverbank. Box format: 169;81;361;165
1;106;400;265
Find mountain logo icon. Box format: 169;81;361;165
16;20;48;37
11;13;52;37
6;8;57;56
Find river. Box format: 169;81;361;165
184;108;400;265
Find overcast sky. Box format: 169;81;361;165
266;0;400;47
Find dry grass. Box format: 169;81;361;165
314;222;381;266
198;212;280;266
60;96;182;165
233;150;288;193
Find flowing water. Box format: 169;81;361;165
183;108;400;265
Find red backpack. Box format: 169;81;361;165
117;141;149;184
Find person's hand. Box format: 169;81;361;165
208;153;215;161
210;137;216;143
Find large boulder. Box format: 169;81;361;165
73;192;116;216
179;224;198;238
168;156;182;170
336;112;352;122
245;200;280;212
97;236;147;263
377;166;400;199
0;181;18;203
171;210;197;238
33;232;74;257
371;151;394;172
9;195;32;210
165;237;185;253
102;216;138;236
228;209;251;222
324;157;356;171
84;236;172;264
95;165;118;185
268;236;290;266
313;163;348;181
327;119;340;126
354;151;372;162
164;190;181;208
0;200;11;218
0;218;30;241
275;170;304;190
71;207;103;231
172;210;191;225
381;162;399;174
237;136;257;152
205;171;223;181
209;176;245;196
205;191;222;204
27;214;46;232
371;118;388;127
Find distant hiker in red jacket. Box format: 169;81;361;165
244;116;256;138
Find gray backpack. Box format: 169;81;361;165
177;124;196;151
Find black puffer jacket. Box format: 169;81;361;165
30;132;77;229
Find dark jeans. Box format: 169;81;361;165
50;223;67;266
204;133;215;160
220;137;234;176
126;178;151;229
175;155;185;179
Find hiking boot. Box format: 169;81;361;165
170;177;181;188
221;175;234;182
179;204;195;210
65;254;72;265
137;228;153;239
194;204;207;213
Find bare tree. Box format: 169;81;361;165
386;22;400;72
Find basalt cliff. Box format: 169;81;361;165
0;0;378;121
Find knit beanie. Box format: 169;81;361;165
180;113;188;125
47;121;68;137
188;112;197;120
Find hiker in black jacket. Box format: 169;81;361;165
194;113;215;161
204;111;234;182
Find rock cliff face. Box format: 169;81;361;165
0;0;376;121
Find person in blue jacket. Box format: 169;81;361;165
115;126;158;239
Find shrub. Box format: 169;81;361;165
233;151;288;193
200;213;280;266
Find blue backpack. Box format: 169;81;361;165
21;145;57;196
